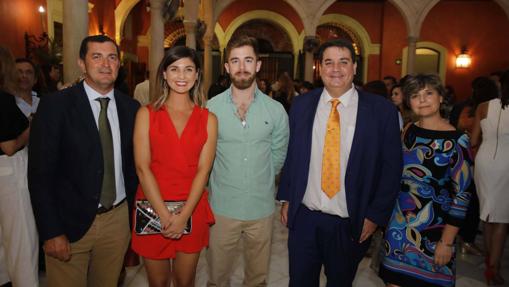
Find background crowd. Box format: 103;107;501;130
0;33;508;287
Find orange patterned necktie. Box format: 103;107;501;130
321;99;341;198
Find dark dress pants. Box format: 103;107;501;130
288;205;370;287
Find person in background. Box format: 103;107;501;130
131;46;217;287
364;80;389;99
28;35;140;287
15;58;40;117
383;75;397;94
42;64;64;94
449;77;498;257
471;70;509;286
298;81;314;95
380;74;473;287
273;72;296;113
257;78;271;96
134;70;150;106
390;84;417;128
0;46;38;287
206;35;289;287
490;71;503;94
207;74;229;99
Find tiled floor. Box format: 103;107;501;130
40;205;509;287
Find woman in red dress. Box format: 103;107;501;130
132;46;217;287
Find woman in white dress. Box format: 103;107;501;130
471;70;509;286
0;46;38;286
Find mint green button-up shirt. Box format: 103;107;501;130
207;86;289;220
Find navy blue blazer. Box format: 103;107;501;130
277;87;403;241
28;81;140;242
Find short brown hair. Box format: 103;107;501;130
402;74;449;116
225;35;259;61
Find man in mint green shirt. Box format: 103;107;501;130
206;35;289;287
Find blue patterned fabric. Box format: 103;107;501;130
380;124;473;287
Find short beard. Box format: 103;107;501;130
231;73;256;90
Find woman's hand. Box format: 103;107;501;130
159;212;174;238
163;213;189;240
434;240;453;266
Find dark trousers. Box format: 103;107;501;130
288;205;370;287
459;183;480;243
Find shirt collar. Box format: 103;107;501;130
83;80;115;102
320;84;355;107
226;84;261;104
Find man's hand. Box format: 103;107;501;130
280;202;289;226
43;235;71;262
359;218;377;243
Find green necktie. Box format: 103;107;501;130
96;97;116;209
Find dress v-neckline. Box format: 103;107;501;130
165;105;197;141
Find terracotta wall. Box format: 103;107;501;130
218;0;303;32
420;1;509;100
324;2;385;44
379;2;407;82
79;0;508;103
323;1;509;100
0;0;47;58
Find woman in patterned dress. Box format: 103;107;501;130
379;74;473;287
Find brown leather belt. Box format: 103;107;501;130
97;198;126;214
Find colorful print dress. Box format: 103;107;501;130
379;124;473;287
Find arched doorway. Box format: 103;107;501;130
230;19;294;82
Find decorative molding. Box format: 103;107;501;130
115;0;141;44
223;10;301;56
401;41;448;81
319;13;380;82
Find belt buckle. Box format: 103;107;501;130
97;205;112;214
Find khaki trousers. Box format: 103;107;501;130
45;201;130;287
207;213;273;287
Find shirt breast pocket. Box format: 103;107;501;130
251;119;273;139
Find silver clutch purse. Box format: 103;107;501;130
134;200;192;235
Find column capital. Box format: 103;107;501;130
183;20;198;32
149;0;165;10
407;36;419;44
303;35;320;53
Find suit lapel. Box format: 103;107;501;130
300;89;322;181
114;91;131;173
345;90;369;194
72;82;101;147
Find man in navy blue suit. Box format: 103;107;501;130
277;39;402;286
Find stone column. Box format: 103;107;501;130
183;20;197;50
303;36;319;82
149;0;165;101
63;0;88;83
184;0;199;50
202;0;214;94
406;36;418;75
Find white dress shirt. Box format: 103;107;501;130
15;92;40;117
83;81;126;206
302;84;358;217
133;79;150;106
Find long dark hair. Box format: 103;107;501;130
470;76;499;115
501;70;509;110
153;46;205;109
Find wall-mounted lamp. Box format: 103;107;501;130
456;47;471;68
38;5;45;13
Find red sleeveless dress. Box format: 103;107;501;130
131;105;214;259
